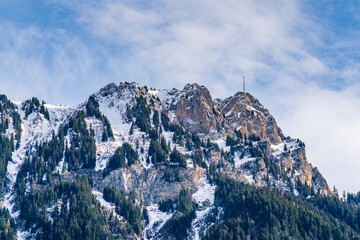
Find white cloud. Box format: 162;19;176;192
274;84;360;193
0;21;111;104
68;0;325;94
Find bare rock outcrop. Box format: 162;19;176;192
311;164;331;195
217;91;284;144
95;163;203;205
174;83;229;138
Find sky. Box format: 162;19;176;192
0;0;360;193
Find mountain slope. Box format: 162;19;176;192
0;82;353;240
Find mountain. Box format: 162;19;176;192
0;82;359;240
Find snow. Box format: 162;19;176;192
5;111;46;214
225;104;236;117
144;205;173;240
271;139;299;157
234;152;256;168
169;110;177;122
46;104;76;134
92;190;122;220
214;139;230;152
155;89;170;104
89;86;151;170
10;100;22;105
94;87;145;170
245;174;254;184
156;88;182;109
187;158;195;168
191;177;216;240
85;117;104;142
97;88;133;137
246;105;261;114
148;89;160;96
55;133;71;174
183;117;197;126
17;228;31;240
293;189;300;196
137;135;152;169
192;177;216;205
3;103;75;239
46;200;63;223
86;115;151;170
162;131;173;144
85;117;122;171
44;104;69;109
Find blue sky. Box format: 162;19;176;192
0;0;360;193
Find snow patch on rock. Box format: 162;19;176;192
234;152;256;168
4;104;75;238
92;190;122;220
191;177;216;240
144;205;173;240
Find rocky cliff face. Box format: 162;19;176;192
94;164;203;206
217;91;284;144
156;83;229;139
311;165;331;195
175;84;229;138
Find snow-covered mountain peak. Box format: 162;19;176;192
96;82;139;99
95;81;163;106
182;82;205;91
0;81;338;240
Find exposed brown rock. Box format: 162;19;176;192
291;147;312;186
94;163;203;205
217;91;284;144
280;154;293;171
311;164;331;195
174;83;229;138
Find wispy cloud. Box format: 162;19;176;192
67;0;329;95
0;20;112;104
276;83;360;192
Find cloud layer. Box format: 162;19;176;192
71;0;328;94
